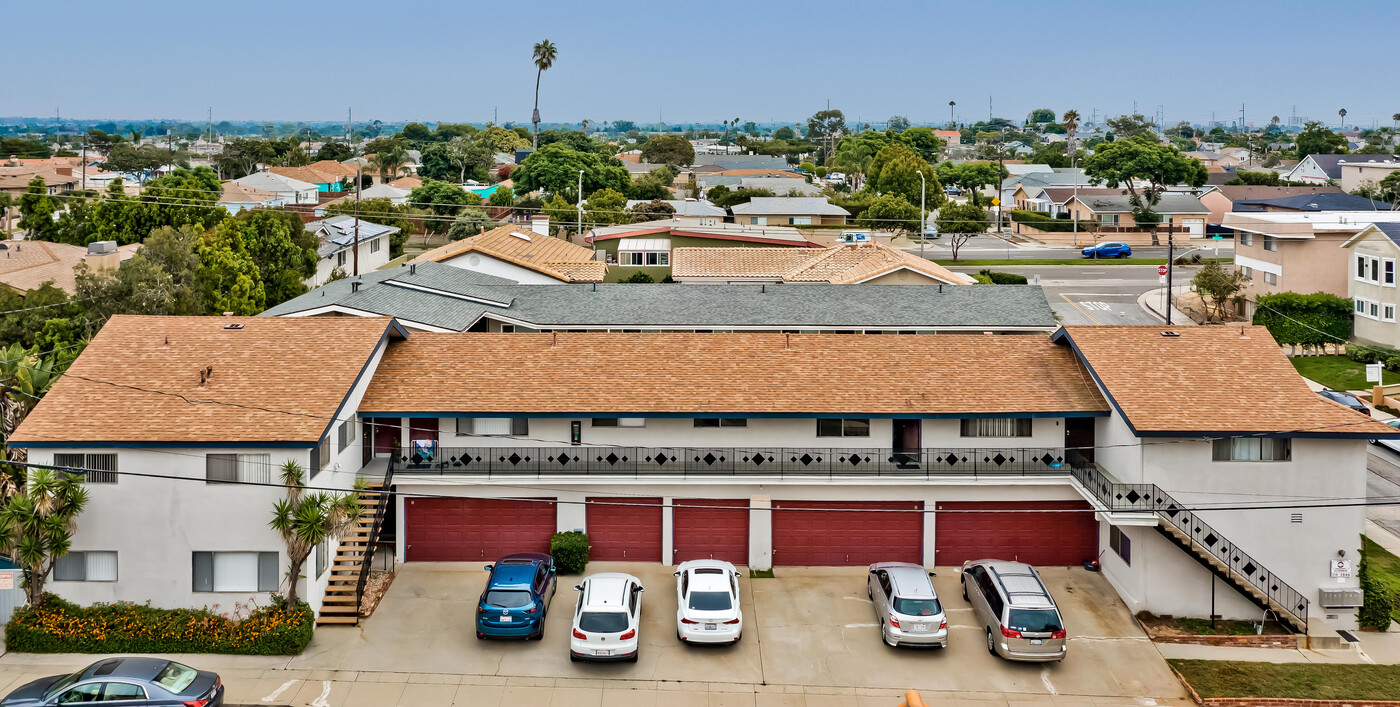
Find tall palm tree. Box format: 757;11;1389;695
268;461;363;606
531;40;558;149
1062;110;1080;168
949;101;956;126
1392;113;1399;132
1339;108;1348;131
372;146;410;184
0;467;89;607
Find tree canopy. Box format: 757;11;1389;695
639;135;695;167
1295;121;1349;156
511;143;630;198
1081;135;1207;232
866;144;941;209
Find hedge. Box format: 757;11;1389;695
977;269;1028;284
7;594;314;655
551;531;590;574
1010;210;1079;233
1251;291;1352;348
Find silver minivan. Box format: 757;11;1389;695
961;559;1066;662
867;562;948;648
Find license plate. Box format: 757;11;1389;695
1030;639;1043;645
704;623;717;631
500;616;512;623
913;624;925;631
595;649;611;656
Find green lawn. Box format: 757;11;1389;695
1364;535;1400;624
1169;660;1400;700
1290;356;1400;391
933;258;1232;267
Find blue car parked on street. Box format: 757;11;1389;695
1081;242;1132;258
476;553;557;639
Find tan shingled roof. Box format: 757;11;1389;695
410;225;605;282
219;181;282;204
388;176;422;189
673;243;973;284
0;241;138;294
11;316;399;445
1061;325;1396;436
359;333;1108;415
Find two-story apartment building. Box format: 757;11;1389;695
1344;223;1400;348
11;318;1391;636
1228;212;1400;311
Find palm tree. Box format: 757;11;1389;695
372;146;410;184
580;119;592;134
949;101;956;126
1392;113;1399;132
0;344;59;470
268;461;363;606
531;40;559;149
1062;110;1080;168
1339;108;1348;131
0;467;89;607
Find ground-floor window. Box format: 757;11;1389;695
192;551;279;593
54;551;118;582
1211;437;1290;461
1108;526;1131;566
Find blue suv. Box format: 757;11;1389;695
475;553;557;639
1082;242;1132;258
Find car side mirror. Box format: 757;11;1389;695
673;571;680;577
483;565;493;572
573;585;582;591
636;586;644;592
549;567;556;573
928;571;937;577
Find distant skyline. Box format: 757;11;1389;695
8;0;1400;129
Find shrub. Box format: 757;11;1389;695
1387;355;1400;373
1254;292;1353;348
7;594;313;655
1010;210;1078;233
1360;553;1394;631
551;531;590;574
977;269;1028;285
623;271;655;284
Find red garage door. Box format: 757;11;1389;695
586;497;662;562
772;501;923;566
935;501;1098;567
404;497;556;562
673;499;749;565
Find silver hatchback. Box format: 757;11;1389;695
867;562;948;648
961;559;1066;662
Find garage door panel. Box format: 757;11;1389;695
772;501;923;566
405;497;556;562
673;499;748;565
586;497;662;562
935;501;1097;567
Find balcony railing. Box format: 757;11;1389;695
389;445;1083;479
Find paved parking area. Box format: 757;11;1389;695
0;563;1189;706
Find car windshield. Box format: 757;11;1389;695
579;611;629;633
1007;608;1063;633
154;661;198;693
688;591;732;611
893;597;942;616
484;590;533;608
43;670;84;699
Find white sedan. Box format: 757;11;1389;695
1374;419;1400;453
674;560;743;644
569;573;643;662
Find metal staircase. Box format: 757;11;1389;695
1070;462;1309;633
316;458;395;627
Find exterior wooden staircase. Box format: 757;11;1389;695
1154;520;1308;633
315;484;383;626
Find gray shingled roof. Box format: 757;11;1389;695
307;215;402;258
730;197;849;216
1073;193;1209;215
260;262;1056;331
1302;154;1400;179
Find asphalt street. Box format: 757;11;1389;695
1368;444;1400;538
946;262;1206;325
910;233;1234;261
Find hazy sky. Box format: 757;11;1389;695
8;0;1397;129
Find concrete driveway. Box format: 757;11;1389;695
289;562;1185;702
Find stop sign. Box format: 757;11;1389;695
1157;265;1169;276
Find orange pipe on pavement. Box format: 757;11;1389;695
899;689;925;707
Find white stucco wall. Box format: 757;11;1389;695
1099;522;1260;621
438;252;566;284
310;237;394;287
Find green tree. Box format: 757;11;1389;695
488;185;515;206
856;194;921;233
1028;108;1056;124
773;126;796;141
0;138;51;159
623;271;655;283
447;208;497;240
372;145;412;183
935;161;1005;207
268;461;362;606
479;125;530;154
399;122;433;143
531;40;559;148
316;142;353;162
629;199;676;223
76;225;206;323
1081;135;1208;244
214;138;277;179
444;134;492;183
541;194;577;235
0;343;63;466
17;178;61;241
887;115;911;132
1295;120;1349;156
409;179;476;234
708;187;773;209
1225;170;1281;186
511;143;630;198
1190;261;1248;322
0;466;89;607
1105;114;1157;140
866;144;942;210
640;135;695;167
935;202;990;261
102;143;178;184
585;188;628;226
0;193;13;238
196;227;266;315
219;210;317;306
900;127;944;163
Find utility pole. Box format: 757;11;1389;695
353;165;361;276
919;170;926;259
988;96;993;123
996;128;1008;234
1165;222;1175;325
81;140;87;193
577;169;584;243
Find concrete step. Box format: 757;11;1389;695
315;615;359;625
319;603;359;614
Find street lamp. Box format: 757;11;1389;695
919;170;926;258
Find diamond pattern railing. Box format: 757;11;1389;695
391;446;1082;479
1069;459;1308;631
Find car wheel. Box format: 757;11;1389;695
532;622;544;641
986;629;996;656
569;653;579;663
628;651;639;664
961;581;968;601
476;631;484;640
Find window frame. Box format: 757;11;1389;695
1385;304;1396;323
369;237;381;254
1109;526;1131;566
1386;258;1396;287
53;452;117;484
816;418;871;437
192;551;279;593
1262;271;1278;286
205;453;272;485
959;418;1033;438
693;418;748;428
1262;235;1278;252
53;551;118;582
1211;437;1292;462
1239;232;1253;247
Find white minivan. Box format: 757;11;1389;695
570;573;643;662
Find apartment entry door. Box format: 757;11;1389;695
892;419;921;468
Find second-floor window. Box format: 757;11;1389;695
206;453;272;484
1212;437;1290;462
694;418;747;427
960;418;1032;437
54;452;117;484
1263;272;1277;286
816;419;870;437
1262;235;1277;252
1239;232;1254;246
457;417;529;436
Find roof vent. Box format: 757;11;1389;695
1160;331;1180;337
351;281;361;293
409;263;417;275
223;323;244;330
511;231;533;242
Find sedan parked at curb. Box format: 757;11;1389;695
0;657;223;706
570;572;643;662
476;552;557;640
1081;242;1131;258
868;562;947;648
1318;389;1371;417
675;560;743;644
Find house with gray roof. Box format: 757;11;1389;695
305;215;398;286
623;199;726;221
692;154;789;170
1285;154;1400;184
261;261;1057;333
231;171;319;205
731;197;850;226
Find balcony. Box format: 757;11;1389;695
388;445;1084;480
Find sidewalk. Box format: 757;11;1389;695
1137;285;1195;326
